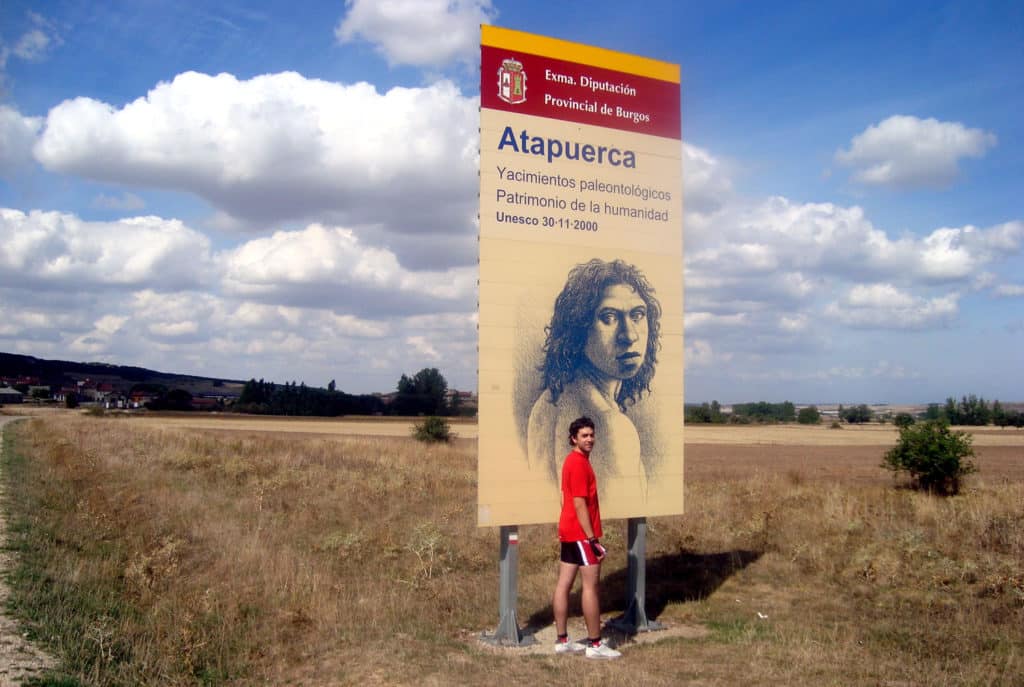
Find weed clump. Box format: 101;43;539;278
412;416;452;443
882;420;976;495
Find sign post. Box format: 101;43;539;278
481;526;534;646
607;517;664;634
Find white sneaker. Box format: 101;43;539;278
585;639;621;659
554;638;586;654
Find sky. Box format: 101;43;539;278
0;0;1021;404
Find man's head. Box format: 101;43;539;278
568;416;596;453
540;259;661;409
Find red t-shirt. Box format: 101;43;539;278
558;449;602;542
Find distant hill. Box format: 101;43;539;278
0;352;245;397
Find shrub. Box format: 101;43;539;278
882;420;976;495
413;416;452;443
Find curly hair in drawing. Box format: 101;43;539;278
538;258;661;411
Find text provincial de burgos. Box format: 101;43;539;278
544;69;650;124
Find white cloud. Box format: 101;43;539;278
845;283;915;309
335;0;496;68
688;198;1020;294
918;221;1024;281
994;284;1024;297
69;314;128;355
778;314;808;332
0;105;42;176
684;312;748;331
825;285;959;329
0;208;214;290
33;71;480;267
406;335;441;362
13;29;51;61
685;339;732;368
836;115;996;189
220;222;475;315
683;143;733;215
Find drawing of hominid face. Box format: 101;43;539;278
584;283;649;381
539;258;661;411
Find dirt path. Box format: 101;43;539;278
0;416;57;686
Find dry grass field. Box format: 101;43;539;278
1;410;1021;685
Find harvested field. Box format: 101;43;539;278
115;411;482;440
0;412;1021;685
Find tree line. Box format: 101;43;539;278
685;395;1024;427
926;395;1024;427
233;367;472;418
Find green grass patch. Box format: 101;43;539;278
705;616;772;644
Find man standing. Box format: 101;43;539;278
552;416;622;659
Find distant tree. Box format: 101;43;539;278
894;412;915;428
732;401;795;423
922;404;942;421
943;397;957;423
991;401;1024;428
686;403;710;423
146;388;193;411
392;368;449;416
238;378;270;407
797;406;821;424
840;404;873;424
328;379;336;392
64;393;79;409
686;401;727;424
992;400;1005;425
943;394;993;425
882;420;976;495
30;387;50;400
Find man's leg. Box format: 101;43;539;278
553;562;579;636
579;563;602;640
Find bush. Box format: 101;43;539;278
413;416;452;443
882;420;976;495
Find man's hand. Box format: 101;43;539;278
589;537;607;561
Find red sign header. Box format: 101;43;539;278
481;44;681;140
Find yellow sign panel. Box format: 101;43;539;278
478;26;683;526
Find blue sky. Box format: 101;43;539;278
1;0;1021;403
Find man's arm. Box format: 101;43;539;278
573;496;595;539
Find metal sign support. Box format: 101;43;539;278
481;525;535;646
608;517;664;634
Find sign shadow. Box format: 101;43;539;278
523;548;763;631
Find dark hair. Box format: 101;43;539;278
540;259;661;410
568;416;595;445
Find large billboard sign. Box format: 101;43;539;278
478;26;683;526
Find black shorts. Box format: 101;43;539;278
560;540;601;567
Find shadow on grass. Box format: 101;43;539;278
523;548;763;631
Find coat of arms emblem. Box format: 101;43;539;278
497;58;527;104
